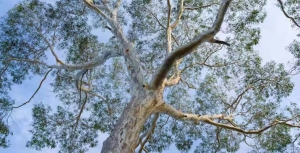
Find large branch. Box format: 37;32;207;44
83;0;144;90
151;0;231;89
8;50;120;70
277;0;300;28
157;103;300;134
83;0;111;21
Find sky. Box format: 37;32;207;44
0;0;299;153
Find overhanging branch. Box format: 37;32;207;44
150;0;231;89
277;0;300;28
157;103;300;134
7;50;120;70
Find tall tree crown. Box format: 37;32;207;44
0;0;300;152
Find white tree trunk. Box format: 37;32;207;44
101;91;156;153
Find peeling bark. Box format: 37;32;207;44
101;91;156;153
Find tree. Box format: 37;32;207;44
0;0;300;152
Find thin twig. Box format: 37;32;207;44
79;69;89;102
0;63;10;78
74;92;88;131
12;68;53;109
144;7;180;46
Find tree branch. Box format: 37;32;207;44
0;63;10;79
209;38;231;46
74;92;88;132
166;0;184;54
84;0;145;90
8;50;121;71
277;0;300;28
180;78;196;89
170;0;184;29
165;76;181;86
144;7;179;46
76;69;93;92
166;0;172;54
138;113;159;153
113;0;122;17
151;0;232;89
7;58;52;68
33;24;64;65
167;0;171;28
83;0;111;21
12;68;53;109
157;103;300;134
226;85;253;113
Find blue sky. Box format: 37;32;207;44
0;0;299;153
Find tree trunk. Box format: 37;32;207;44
101;90;156;153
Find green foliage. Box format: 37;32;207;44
0;0;300;152
260;125;292;152
0;117;11;148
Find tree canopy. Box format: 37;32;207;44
1;0;300;152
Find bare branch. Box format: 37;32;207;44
7;58;52;68
143;148;149;153
0;63;10;78
85;0;144;89
12;68;53;109
170;0;184;29
180;60;237;75
166;0;172;54
32;24;64;65
277;0;300;28
156;102;226;122
90;92;112;115
226;85;253;113
165;76;181;86
83;0;111;21
180;78;196;89
71;93;88;142
157;103;300;134
76;69;93;92
166;0;184;54
144;7;179;46
62;51;121;70
113;0;122;16
138;114;159;153
167;0;171;28
101;1;114;17
165;58;183;87
74;92;88;131
214;127;222;153
8;50;120;71
209;38;231;46
151;0;232;89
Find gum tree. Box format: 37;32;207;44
1;0;300;152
